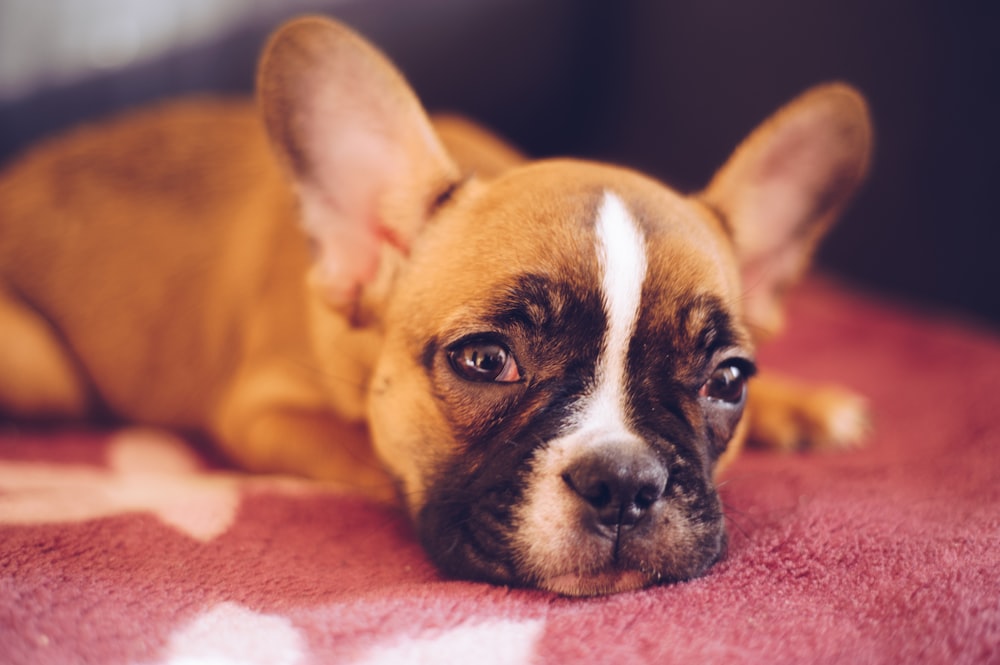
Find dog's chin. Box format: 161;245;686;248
526;534;727;596
538;569;653;597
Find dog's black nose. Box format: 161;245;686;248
562;448;669;529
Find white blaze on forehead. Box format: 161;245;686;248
579;190;648;435
508;191;652;589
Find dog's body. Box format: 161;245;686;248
0;17;871;595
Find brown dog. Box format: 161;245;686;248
0;16;871;595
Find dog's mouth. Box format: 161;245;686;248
416;498;726;596
513;494;727;596
528;519;729;596
415;447;727;596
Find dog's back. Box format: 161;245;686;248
0;96;525;432
0;99;305;427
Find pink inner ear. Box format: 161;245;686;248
309;213;380;308
699;85;871;339
295;123;412;306
753;122;843;237
742;182;814;253
730;108;865;338
739;240;803;339
735;125;841;337
757;119;819;181
258;16;458;313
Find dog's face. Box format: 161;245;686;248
369;163;753;594
258;17;871;595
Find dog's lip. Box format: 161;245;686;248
540;569;652;597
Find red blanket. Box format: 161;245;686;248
2;278;998;664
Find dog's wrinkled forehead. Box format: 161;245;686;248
531;188;743;424
480;190;648;349
476;182;741;352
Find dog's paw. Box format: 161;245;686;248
748;376;871;452
796;385;871;450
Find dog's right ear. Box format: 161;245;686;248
258;16;459;315
698;84;872;340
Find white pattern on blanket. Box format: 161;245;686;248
0;429;315;541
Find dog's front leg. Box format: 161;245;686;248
0;287;92;420
747;373;870;452
214;371;396;501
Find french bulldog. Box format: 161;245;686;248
0;16;872;595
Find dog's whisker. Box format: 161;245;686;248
722;510;753;542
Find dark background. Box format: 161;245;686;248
2;0;997;327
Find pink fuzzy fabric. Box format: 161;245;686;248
2;278;998;664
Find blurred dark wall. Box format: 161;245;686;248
1;0;997;326
587;1;1000;328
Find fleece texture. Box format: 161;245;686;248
1;278;998;665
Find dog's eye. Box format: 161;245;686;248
700;361;750;404
448;340;521;383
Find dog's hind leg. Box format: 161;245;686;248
0;286;90;420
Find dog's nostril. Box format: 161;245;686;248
635;483;665;509
563;474;613;510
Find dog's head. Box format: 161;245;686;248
259;17;871;595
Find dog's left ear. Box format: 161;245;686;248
699;83;873;339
